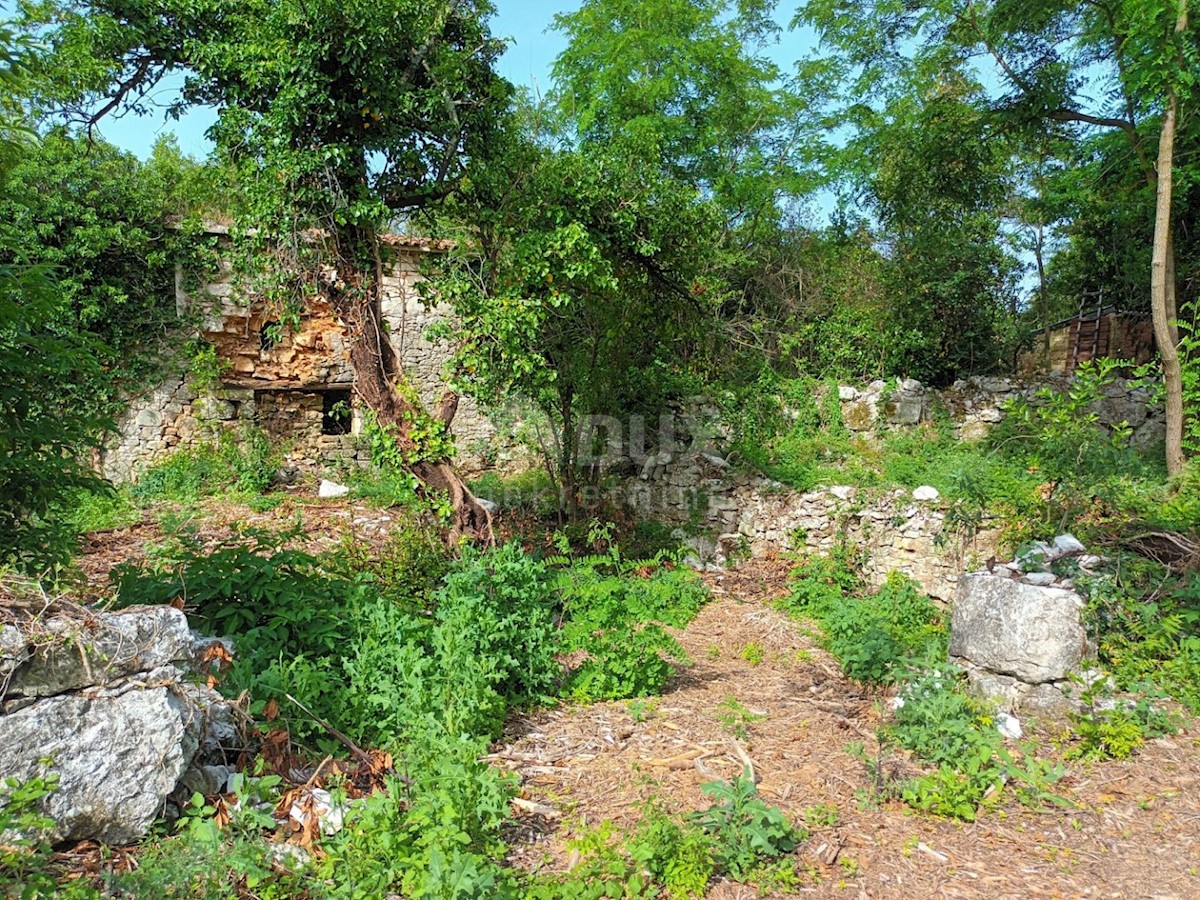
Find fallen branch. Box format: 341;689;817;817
1121;530;1200;570
284;693;373;766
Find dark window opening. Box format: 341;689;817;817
322;390;353;435
260;321;282;352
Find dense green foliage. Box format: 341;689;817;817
0;30;113;576
85;528;726;897
0;130;213;407
555;547;708;700
782;554;943;684
129;428;281;504
432;129;721;514
2;0;1200;894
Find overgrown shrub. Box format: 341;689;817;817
1080;562;1200;713
782;559;942;684
885;666;997;768
871;666;1067;821
555;548;708;701
432;544;561;734
777;548;860;620
0;775;99;899
112;526;346;660
131;428;281;503
333;515;450;611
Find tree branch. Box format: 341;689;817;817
85;55;155;141
1046;108;1138;133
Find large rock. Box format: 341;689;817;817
0;605;236;845
949;573;1089;684
4;607;194;702
884;388;925;426
0;677;197;844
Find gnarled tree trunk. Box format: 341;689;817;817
326;239;493;547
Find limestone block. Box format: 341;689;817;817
0;624;29;681
1094;395;1148;429
194;397;236;421
134;408;161;428
1131;418;1166;452
975;376;1013;393
949;574;1089;684
884;391;924;426
4;607;193;700
964;666;1029;712
960;417;988;441
0;684;196;844
842;399;878;432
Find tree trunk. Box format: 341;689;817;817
559;389;579;522
1150;0;1189;477
1033;222;1051;364
328;252;493;547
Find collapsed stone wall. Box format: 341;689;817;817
627;475;998;603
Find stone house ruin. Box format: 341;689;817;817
101;228;504;483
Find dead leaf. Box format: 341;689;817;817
213;796;231;829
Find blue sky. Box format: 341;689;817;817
93;0;819;160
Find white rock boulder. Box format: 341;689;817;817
949;573;1089;684
318;479;350;499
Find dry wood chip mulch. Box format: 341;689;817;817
69;493;408;600
494;562;1200;899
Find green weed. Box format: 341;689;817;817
716;696;765;739
691;772;802;881
740;641;765;666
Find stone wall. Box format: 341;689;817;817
617;373;1161;601
99;376;366;483
377;245;506;471
101;236;505;482
627;472;997;603
837;373;1164;448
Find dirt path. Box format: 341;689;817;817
497;560;1200;899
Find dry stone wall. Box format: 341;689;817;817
838;373;1164;448
617;374;1161;601
626;472;998;603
